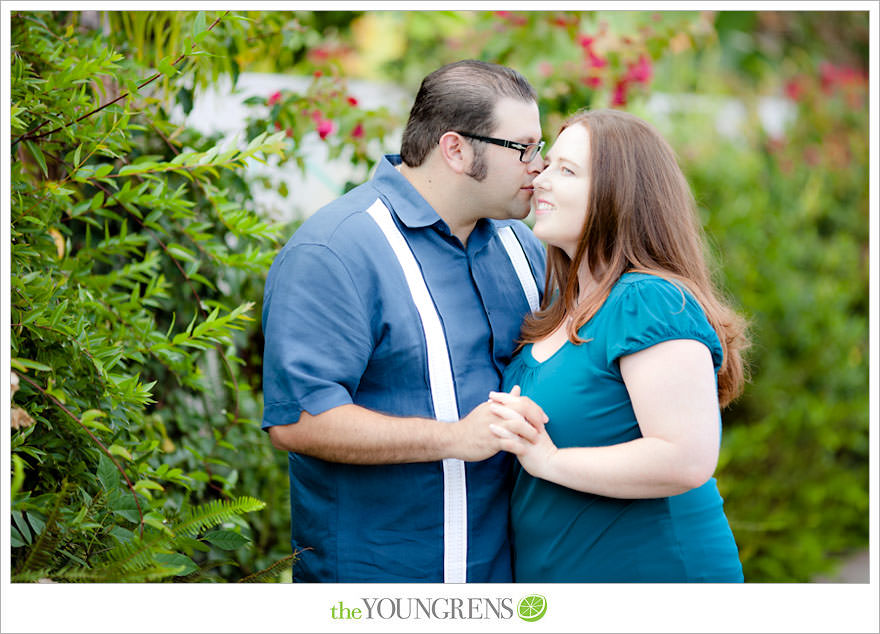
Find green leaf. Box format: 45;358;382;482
24;141;48;178
155;553;198;576
133;478;164;493
11;511;32;546
11;358;52;372
108;489;141;523
11;454;26;498
108;444;133;461
93;163;113;178
193;12;208;43
97;454;121;492
158;56;178;77
202;529;250;550
81;409;112;433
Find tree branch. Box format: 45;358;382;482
12;11;229;148
17;374;145;538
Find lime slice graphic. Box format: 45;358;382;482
517;594;547;622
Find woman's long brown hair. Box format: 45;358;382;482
520;109;749;407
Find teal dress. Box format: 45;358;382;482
502;273;744;582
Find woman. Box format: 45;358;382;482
488;109;749;582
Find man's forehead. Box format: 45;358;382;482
492;97;542;141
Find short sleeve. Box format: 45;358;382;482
261;242;372;428
604;276;723;371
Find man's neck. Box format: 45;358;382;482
398;162;477;246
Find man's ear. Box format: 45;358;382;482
437;131;472;175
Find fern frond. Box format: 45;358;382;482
16;480;70;574
47;564;183;583
239;551;300;583
11;568;56;583
173;496;265;539
98;531;168;576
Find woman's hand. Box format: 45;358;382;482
488;386;558;479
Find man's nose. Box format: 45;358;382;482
526;151;544;174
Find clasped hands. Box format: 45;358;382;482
486;385;557;478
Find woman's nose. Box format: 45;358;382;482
532;169;549;190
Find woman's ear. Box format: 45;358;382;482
437;131;472;175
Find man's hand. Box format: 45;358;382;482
449;386;549;462
487;385;556;479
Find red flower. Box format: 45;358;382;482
819;61;867;94
612;80;629;107
784;77;804;102
584;76;603;89
588;51;607;69
313;70;323;78
310;47;331;61
625;54;652;84
316;118;335;140
819;61;836;93
578;34;594;49
351;123;364;139
267;91;282;106
285;128;293;138
552;15;572;28
274;121;282;130
347;96;359;107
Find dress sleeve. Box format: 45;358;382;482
604;276;723;372
261;242;372;428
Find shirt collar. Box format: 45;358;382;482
373;154;446;230
372;154;500;252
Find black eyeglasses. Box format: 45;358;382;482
456;132;545;163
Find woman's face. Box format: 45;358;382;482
530;124;591;259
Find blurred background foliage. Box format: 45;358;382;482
9;10;869;582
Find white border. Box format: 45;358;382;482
3;3;878;634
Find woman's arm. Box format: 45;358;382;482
489;339;720;498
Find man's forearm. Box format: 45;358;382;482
267;403;461;464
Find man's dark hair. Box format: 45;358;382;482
400;60;537;179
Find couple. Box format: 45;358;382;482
261;60;748;583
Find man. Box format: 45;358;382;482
261;60;547;582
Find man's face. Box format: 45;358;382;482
463;97;543;221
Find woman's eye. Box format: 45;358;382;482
561;166;575;175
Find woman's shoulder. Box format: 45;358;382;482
600;271;722;369
608;271;693;306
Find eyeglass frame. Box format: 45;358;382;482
455;132;545;163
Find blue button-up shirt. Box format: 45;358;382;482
262;155;546;582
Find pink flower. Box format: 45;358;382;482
351;123;364;139
819;61;867;94
578;34;594;50
316;118;335;140
583;76;603;89
612;80;629;107
552;15;572;28
819;61;836;93
785;77;804;102
310;47;331;61
625;54;652;84
267;91;282;106
588;51;607;69
538;61;554;78
347;96;359;107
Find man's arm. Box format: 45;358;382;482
268;397;546;464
